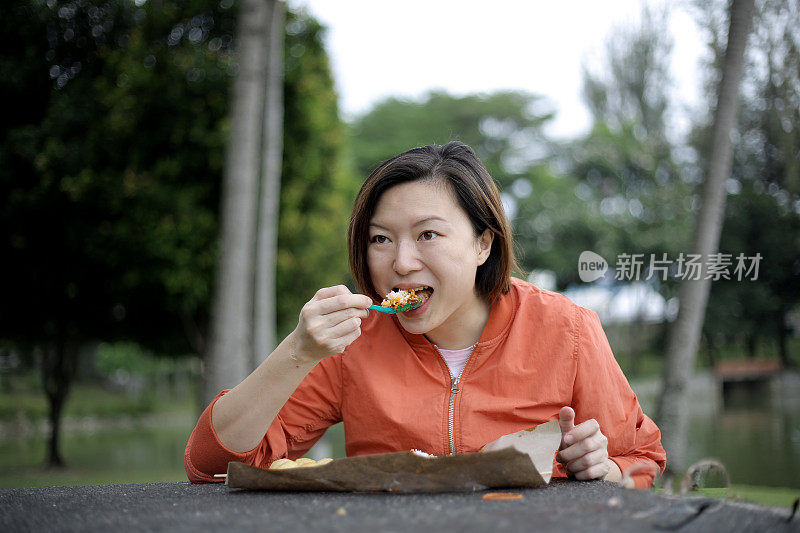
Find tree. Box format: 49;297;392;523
1;0;347;464
656;0;756;477
703;181;800;365
0;0;235;466
582;6;672;141
698;0;800;367
204;0;285;402
274;11;354;340
349;90;553;190
254;0;285;367
568;5;694;288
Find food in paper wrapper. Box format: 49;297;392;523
226;421;561;493
410;449;436;458
268;457;333;470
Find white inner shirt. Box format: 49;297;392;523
436;345;474;379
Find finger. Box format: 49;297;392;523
312;285;351;300
317;307;370;328
311;293;373;315
572;459;611;481
557;430;607;464
323;321;363;354
324;316;362;342
336;327;363;351
559;406;575;448
565;447;608;475
564;418;601;446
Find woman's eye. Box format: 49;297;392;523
370;235;389;244
419;231;438;241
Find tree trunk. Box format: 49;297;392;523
253;0;285;368
41;341;76;468
204;0;272;403
777;307;791;368
655;0;755;477
746;333;757;359
704;333;717;368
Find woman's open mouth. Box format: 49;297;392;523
390;286;433;315
392;286;433;303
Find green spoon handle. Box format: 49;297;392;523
369;301;422;314
369;304;396;314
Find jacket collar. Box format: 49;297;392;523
397;281;518;351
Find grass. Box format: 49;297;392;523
0;378;195;421
687;485;800;510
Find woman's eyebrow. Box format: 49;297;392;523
412;216;448;226
369;216;449;230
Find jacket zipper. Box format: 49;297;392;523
435;344;477;455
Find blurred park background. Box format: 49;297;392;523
1;0;799;506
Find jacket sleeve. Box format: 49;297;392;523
184;354;344;483
570;306;667;488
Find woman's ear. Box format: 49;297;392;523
476;229;494;266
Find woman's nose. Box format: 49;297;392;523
392;240;422;275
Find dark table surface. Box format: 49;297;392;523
1;479;796;532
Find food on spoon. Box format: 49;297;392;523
268;457;333;470
381;287;430;309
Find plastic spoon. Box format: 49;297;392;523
369;300;423;314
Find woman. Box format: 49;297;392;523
185;142;666;488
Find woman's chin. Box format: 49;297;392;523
396;298;432;333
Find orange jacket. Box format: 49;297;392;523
185;278;666;488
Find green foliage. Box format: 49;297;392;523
0;0;234;354
94;341;177;379
566;120;694;262
692;0;800;358
349;90;552;189
568;5;694;290
0;376;169;420
511;162;605;286
582;5;673;139
0;1;350;352
703;170;800;354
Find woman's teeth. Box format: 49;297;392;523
390;286;434;302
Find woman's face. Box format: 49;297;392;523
367;179;493;347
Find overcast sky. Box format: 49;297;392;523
287;0;707;140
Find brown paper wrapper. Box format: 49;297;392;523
480;420;562;483
226;420;562;493
226;448;547;493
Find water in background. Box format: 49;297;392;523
1;372;798;488
633;371;800;489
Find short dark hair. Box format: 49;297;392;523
348;141;518;302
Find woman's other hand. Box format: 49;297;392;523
556;406;622;482
291;285;372;363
